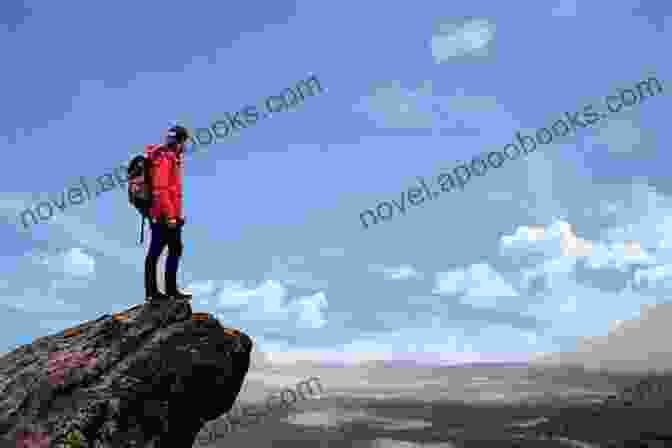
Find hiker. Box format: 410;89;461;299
130;125;193;302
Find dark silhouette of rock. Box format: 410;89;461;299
0;300;252;447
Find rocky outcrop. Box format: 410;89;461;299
0;300;252;447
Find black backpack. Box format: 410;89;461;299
127;154;153;244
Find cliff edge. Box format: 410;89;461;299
0;300;252;447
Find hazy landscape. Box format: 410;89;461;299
196;304;672;447
200;359;670;447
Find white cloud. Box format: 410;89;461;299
500;220;655;271
495;218;665;332
519;256;576;293
287;291;328;329
200;279;329;330
433;270;469;296
40;248;95;278
352;79;518;135
433;263;518;308
601;185;672;257
633;264;672;293
186;279;217;297
430;18;495;63
217;280;267;307
501;221;578;259
499;188;672;305
368;264;423;281
353;81;437;130
586;240;654;270
237;280;328;328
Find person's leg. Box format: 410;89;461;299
165;222;191;299
145;220;169;299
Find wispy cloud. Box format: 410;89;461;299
430;18;495;63
368;264;423;281
0;193;143;272
188;278;329;331
38;248;96;278
433;263;519;309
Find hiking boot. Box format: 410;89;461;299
167;289;192;301
146;292;171;303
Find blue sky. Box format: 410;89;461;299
1;0;671;364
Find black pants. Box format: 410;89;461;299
145;219;184;296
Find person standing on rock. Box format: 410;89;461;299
143;125;193;302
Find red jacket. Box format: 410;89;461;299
144;144;182;221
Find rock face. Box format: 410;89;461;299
0;300;252;447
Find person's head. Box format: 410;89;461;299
164;125;190;151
